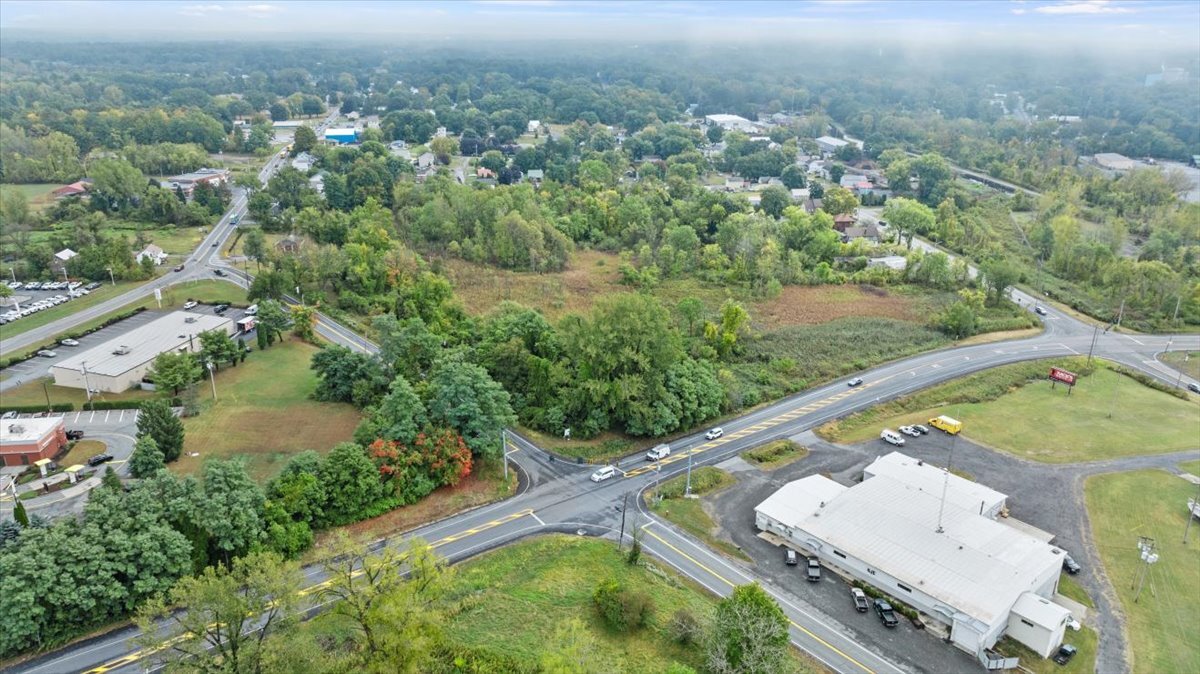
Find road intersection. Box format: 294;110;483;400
5;115;1199;673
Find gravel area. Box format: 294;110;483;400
706;429;1200;674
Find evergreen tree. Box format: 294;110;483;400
129;435;165;478
137;399;186;463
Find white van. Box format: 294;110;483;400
245;304;259;316
880;429;906;446
590;465;617;482
645;444;671;461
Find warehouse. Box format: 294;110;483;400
755;452;1072;663
0;417;67;467
815;135;850;157
704;114;759;133
52;312;234;393
323;127;359;144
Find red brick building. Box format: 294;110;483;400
0;418;68;467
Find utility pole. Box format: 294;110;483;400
500;428;508;484
1133;537;1159;603
936;432;959;534
1116;297;1126;329
1183;482;1199;544
106;267;115;286
206;361;217;400
1176;353;1189;390
618;492;629;552
684;450;694;497
81;361;93;406
1173;295;1182;325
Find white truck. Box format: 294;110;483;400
645;444;671;461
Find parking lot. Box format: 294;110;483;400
1;280;104;327
1;302;252;393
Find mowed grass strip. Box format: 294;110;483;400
0;378;153;408
741;439;809;470
1085;470;1200;674
650;467;748;561
57;439;108;468
176;338;361;482
823;361;1199;463
1159;351;1200;381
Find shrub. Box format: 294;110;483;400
656;466;727;499
0;403;74;413
592;578;653;632
669;609;704;645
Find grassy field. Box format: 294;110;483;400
1085;470;1200;674
741;439;809;470
1160;351;1199;381
0;183;59;212
821;360;1199;463
0;378;153;408
176;338;361;482
649;467;748;561
437;535;820;672
0;279;154;342
1179;459;1200;475
57;439;108;468
1057;573;1094;609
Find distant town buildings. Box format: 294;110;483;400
160;168;231;199
704;114;759;133
815;135;850;157
1145;66;1189;87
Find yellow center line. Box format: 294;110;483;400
644;529;875;674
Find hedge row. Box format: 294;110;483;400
0;307;148;371
1109;364;1190;401
0;398;181;414
0;403;75;414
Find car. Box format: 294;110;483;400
86;453;114;467
705;427;724;440
213;304;230;315
899;425;921;437
60;338;80;347
784;549;798;566
881;429;906;446
806;558;821;582
645;444;671;461
68;282;81;290
85;282;101;290
851;588;869;612
66;430;84;440
182;300;198;310
211;242;218;247
213;269;227;277
1062;555;1081;575
1035;305;1048;316
873;599;899;627
1053;644;1077;666
174;264;185;272
590;465;617;482
230;215;240;225
847;377;864;387
36;350;57;358
5;281;19;289
1188;382;1200;394
1;411;18;420
244;304;259;316
912;424;930;435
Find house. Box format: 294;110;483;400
704;114;759;133
802;198;823;215
416;152;436;169
275;234;304;255
725;177;746;191
528;120;541;134
790;188;809;202
525;169;545;184
867;255;908;271
815;135;850;157
755;452;1074;663
1090;153;1136;173
51;248;78;273
323;128;359;145
160;168;231;198
52;180;91;199
52;312;234;393
808;160;831;180
476;167;496;179
308;174;325;195
839;174;872;190
435;126;448;138
135;244;168;266
291;152;316;172
832;213;856;232
841;225;882;244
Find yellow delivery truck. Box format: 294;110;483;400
928;415;963;435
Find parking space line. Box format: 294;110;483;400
104;411;110;423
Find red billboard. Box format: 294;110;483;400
1049;367;1077;386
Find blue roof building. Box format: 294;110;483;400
323;128;359;144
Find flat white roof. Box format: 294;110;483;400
53;312;233;377
1;418;63;444
764;474;1062;626
1011;591;1071;627
755;475;846;526
864;451;1007;515
324;127;358;136
705;114;754;124
816;135;850;147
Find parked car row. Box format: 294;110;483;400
880;423;934;446
1;282;101;326
5;280;97;292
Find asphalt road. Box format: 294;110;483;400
8;116;1200;673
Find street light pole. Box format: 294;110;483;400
81;361;93;405
206;361;217;400
685;450;694;497
500;428;508;484
618;492;629;552
106;267;115;286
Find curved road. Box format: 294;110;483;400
6;132;1199;673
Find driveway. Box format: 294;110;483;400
704;431;1198;673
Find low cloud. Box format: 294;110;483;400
179;4;224;17
236;3;282;16
1033;1;1133;15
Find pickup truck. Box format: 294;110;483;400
806;558;821;582
645;444;671;461
874;599;899;627
851;588;869;612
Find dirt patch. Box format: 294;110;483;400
752;285;925;329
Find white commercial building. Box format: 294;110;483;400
704;114;759;133
755;452;1072;664
51;312;234;393
815;135;850;157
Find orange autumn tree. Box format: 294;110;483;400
368;429;473;505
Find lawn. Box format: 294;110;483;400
1085;470;1200;674
176;338;361;482
1179;459;1200;476
439;535;802;672
1160;351;1199;381
649;467;749;561
1056;573;1094;609
57;439;108;468
0;279;155;343
822;361;1199;463
0;378;153;408
0;183;59;212
741;439;809;470
995;625;1097;674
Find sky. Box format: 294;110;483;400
1;0;1198;51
